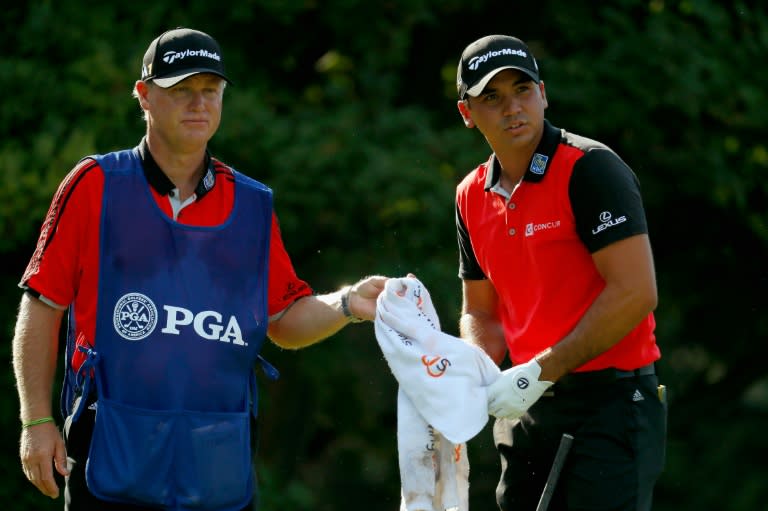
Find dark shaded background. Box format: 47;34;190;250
1;1;766;510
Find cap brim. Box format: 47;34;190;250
465;66;538;97
151;69;231;88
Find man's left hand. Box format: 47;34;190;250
487;359;553;420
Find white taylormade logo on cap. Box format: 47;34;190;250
468;48;527;70
162;48;221;64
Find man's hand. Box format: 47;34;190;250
19;422;69;498
348;275;388;321
375;276;441;339
487;359;553;420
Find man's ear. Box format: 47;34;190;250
457;100;475;128
135;80;151;108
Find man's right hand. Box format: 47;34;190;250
19;422;69;498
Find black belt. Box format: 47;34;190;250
615;363;656;379
554;363;655;389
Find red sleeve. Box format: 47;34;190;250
20;158;103;310
266;213;312;316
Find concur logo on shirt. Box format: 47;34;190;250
113;292;247;345
525;220;562;237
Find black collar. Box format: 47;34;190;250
137;137;216;199
484;119;563;191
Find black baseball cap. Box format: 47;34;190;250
141;28;231;88
457;35;539;99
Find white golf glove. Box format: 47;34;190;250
487;359;553;420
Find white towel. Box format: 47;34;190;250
375;277;500;511
396;388;469;511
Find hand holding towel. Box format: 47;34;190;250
375;277;500;444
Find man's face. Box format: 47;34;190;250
143;73;225;151
460;69;548;154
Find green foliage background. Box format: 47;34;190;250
1;1;766;510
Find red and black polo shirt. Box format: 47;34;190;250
456;120;659;371
20;138;312;369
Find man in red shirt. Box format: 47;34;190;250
12;27;386;511
454;35;666;510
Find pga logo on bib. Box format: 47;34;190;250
113;292;246;345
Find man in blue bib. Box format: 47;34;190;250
12;27;387;511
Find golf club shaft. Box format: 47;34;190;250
536;433;574;511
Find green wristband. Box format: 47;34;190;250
22;416;55;429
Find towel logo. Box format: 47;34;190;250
426;425;437;451
421;355;451;378
516;377;530;389
394;330;413;346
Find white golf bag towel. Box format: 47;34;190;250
374;277;501;511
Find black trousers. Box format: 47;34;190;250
63;401;259;511
493;368;667;511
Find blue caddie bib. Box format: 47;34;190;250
71;148;272;510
